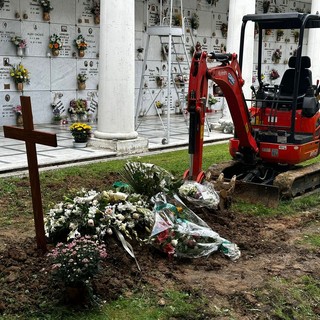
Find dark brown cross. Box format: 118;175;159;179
3;96;57;253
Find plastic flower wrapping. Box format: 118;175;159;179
149;193;240;260
178;181;219;209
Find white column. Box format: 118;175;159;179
94;0;138;140
227;0;255;99
307;1;320;83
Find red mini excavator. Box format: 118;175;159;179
185;13;320;206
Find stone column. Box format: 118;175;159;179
227;0;255;99
307;1;320;83
90;0;148;154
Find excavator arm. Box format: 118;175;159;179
185;50;259;181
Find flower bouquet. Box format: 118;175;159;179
91;1;100;24
270;69;280;81
44;188;154;244
69;122;92;142
10;63;30;91
220;23;228;37
39;0;53;12
122;161;183;200
178;181;219;209
11;36;27;56
49;34;62;56
77;73;88;90
149;193;240;260
39;0;53;21
68;98;88;115
272;49;282;63
13;105;23;126
74;34;88;57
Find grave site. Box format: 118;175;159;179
0;1;320;319
0;96;319;319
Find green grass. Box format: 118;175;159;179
255;276;320;320
0;289;208;320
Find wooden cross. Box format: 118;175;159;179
3;96;57;253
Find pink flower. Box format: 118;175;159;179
157;230;169;243
163;243;175;256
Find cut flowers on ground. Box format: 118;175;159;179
45;161;239;261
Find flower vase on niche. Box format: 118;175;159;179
52;49;59;56
16;82;23;91
43;11;50;21
49;34;62;57
17;47;24;57
77;73;88;90
16;114;23;126
78;49;85;58
94;15;100;24
78;82;86;90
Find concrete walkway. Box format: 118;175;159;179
0;112;232;176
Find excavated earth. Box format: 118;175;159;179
0;176;319;319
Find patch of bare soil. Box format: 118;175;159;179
0;205;319;319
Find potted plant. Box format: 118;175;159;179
10;63;30;91
47;236;107;303
74;34;88;57
272;48;282;63
69;122;92;147
49;34;62;56
91;1;100;24
77;73;88;90
38;0;53;21
11;36;27;56
12;105;23;126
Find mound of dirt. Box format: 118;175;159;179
0;207;319;319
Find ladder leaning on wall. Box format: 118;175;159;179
135;0;191;145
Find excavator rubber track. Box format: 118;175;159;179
206;160;320;207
